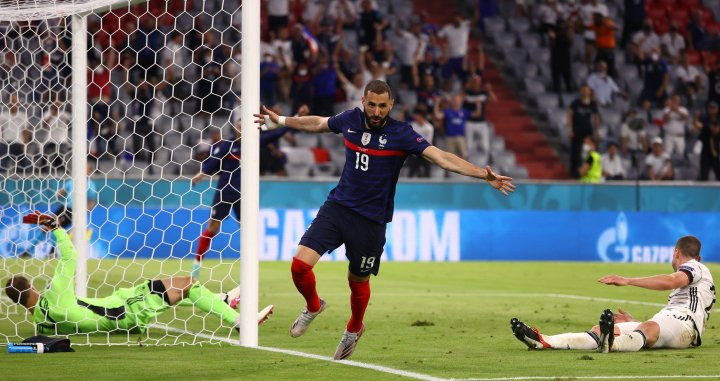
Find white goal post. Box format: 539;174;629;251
0;0;260;346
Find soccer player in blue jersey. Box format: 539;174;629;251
191;124;243;279
254;80;515;360
191;121;295;279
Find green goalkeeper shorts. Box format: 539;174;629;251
112;280;170;333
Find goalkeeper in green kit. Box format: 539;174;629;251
4;212;273;335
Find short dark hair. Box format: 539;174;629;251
675;236;702;259
363;80;393;100
5;276;32;305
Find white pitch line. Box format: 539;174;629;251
148;323;448;381
453;376;720;381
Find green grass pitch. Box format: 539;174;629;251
1;260;719;380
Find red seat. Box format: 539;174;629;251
646;7;667;21
657;0;676;7
682;0;702;8
687;51;702;65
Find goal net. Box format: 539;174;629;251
0;0;257;346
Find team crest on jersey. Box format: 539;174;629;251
361;132;372;146
378;135;387;147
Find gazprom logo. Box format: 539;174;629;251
597;212;674;263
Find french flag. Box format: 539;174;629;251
300;24;319;55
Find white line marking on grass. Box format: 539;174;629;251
453;376;720;381
148;323;447;381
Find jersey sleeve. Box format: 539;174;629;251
45;229;78;305
327;109;356;134
678;261;703;285
399;124;432;156
202;141;227;175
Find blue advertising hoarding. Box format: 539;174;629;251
1;205;718;263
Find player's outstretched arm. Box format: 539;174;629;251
254;105;331;133
421;146;515;196
598;272;690;291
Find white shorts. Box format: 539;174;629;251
648;311;697;349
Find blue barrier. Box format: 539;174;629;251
1;179;718;262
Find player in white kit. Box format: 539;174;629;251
511;235;716;352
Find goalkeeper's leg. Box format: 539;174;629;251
162;277;271;326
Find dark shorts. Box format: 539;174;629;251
299;201;386;276
211;190;241;221
52;205;73;229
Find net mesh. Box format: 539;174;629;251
0;0;246;345
0;0;137;21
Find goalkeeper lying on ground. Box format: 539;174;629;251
4;212;273;335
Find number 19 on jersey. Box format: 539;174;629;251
355;152;369;171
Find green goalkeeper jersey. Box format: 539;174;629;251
32;229;169;334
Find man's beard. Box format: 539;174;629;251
364;111;388;130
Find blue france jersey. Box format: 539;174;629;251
202;139;242;194
327;108;431;223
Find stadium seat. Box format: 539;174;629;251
523;78;545;95
281;147;314;178
293;132;320;148
508;17;531;34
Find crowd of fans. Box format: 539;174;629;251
1;0;719;181
519;0;720;181
0;0;501;179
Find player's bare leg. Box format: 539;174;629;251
334;271;370;360
290;245;325;337
192;219;221;278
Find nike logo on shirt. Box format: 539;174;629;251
347;129;357;133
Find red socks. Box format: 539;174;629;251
291;258;321;312
347;279;370;333
195;229;216;261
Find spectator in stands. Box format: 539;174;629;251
407;106;435;177
434;94;470;160
267;0;291;33
696;101;720;130
463;73;496;163
660;22;686;65
706;60;720;107
311;50;337;116
0;94;31;174
620;108;648;164
621;0;645;49
549;18;574;100
359;45;393;84
358;0;387;47
261;52;281;108
581;0;608;67
333;47;364;111
416;48;442;87
396;19;428;88
438;12;475;83
39;100;71;173
328;0;358;27
290;61;313;115
675;51;703;109
536;0;566;37
662;94;690;157
630;18;660;69
688;9;720;51
131;80;157;172
646;137;673;180
413;66;441;112
639;47;669;107
567;84;600;178
591;13;617;78
586;60;625;107
269;27;294;101
317;19;340;56
694;120;720;180
601;141;625;180
578;136;601;183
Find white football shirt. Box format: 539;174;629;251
661;260;716;340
